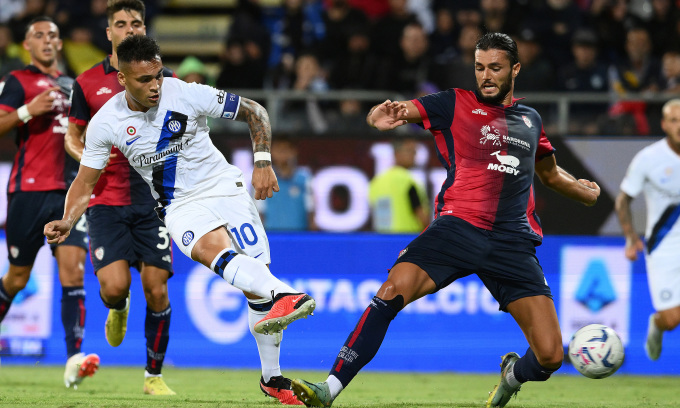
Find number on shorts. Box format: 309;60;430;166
230;223;258;249
157;226;170;250
75;216;88;232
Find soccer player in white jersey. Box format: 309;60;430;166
44;35;315;404
616;98;680;361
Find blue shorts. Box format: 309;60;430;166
394;215;552;312
86;204;173;275
6;191;89;266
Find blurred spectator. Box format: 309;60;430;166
0;0;25;24
587;0;637;63
369;138;429;233
0;23;23;79
557;28;609;134
608;26;660;135
376;22;432;98
348;0;389;20
217;37;266;89
277;52;329;133
263;0;325;68
328;26;377;90
370;0;418;59
61;25;106;76
407;0;434;33
526;0;583;67
257;136;315;231
226;0;271;74
658;48;680;93
513;27;556;92
177;56;210;85
479;0;522;36
53;0;91;34
644;0;677;58
8;0;53;42
320;0;368;66
428;7;458;65
326;98;369;132
436;23;481;92
86;0;110;54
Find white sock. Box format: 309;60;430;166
505;365;521;388
210;249;296;299
649;313;663;340
145;370;162;378
248;297;282;382
326;375;344;399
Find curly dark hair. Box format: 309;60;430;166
476;32;519;66
117;34;161;66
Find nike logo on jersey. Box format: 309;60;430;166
126;136;141;145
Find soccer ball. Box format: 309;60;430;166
568;324;624;379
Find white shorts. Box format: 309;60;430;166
164;189;271;264
645;249;680;311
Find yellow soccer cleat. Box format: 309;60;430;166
105;292;130;347
143;376;176;395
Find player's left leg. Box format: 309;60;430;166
646;305;680;361
140;263;175;395
55;244;100;389
487;295;562;408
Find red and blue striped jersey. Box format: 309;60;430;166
0;65;75;193
69;56;174;207
412;88;555;243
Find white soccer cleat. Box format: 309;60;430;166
645;314;662;361
64;352;100;389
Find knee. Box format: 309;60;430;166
657;310;680;331
535;345;564;371
144;284;169;309
99;281;129;303
4;267;30;293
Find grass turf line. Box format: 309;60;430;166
0;366;676;407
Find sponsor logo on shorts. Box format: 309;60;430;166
95;246;105;261
162;254;172;263
398;248;408;258
9;246;19;259
182;231;194;246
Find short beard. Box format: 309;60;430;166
477;74;513;105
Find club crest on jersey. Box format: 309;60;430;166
488;150;520;176
522;115;533;128
168;119;182;133
182;231;194;246
127;126;136;136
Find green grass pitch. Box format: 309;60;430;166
0;366;676;407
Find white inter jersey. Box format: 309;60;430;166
620;139;680;253
82;78;244;216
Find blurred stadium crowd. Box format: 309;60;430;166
2;0;680;137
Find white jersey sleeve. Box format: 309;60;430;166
182;81;241;120
620;148;649;198
80;115;113;170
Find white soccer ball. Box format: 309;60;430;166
568;324;624;379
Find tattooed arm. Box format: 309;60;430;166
235;97;280;200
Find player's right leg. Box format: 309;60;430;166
644;250;680;361
97;260;132;347
293;261;437;407
646;306;680;361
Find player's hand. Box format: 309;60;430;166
371;100;409;131
624;235;645;261
26;86;61;117
44;220;72;245
252;165;279;200
578;179;600;206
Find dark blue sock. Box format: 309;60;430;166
61;286;86;358
145;305;171;375
329;296;398;387
513;347;559;382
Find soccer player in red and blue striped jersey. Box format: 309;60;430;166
292;32;602;408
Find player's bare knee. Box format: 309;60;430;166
100;283;129;303
5;266;31;292
143;284;168;308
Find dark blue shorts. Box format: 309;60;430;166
394;215;552;312
86;204;173;275
6;191;89;266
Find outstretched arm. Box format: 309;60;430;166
367;100;422;131
614;191;645;261
235;97;279;200
534;154;600;206
44;165;102;244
